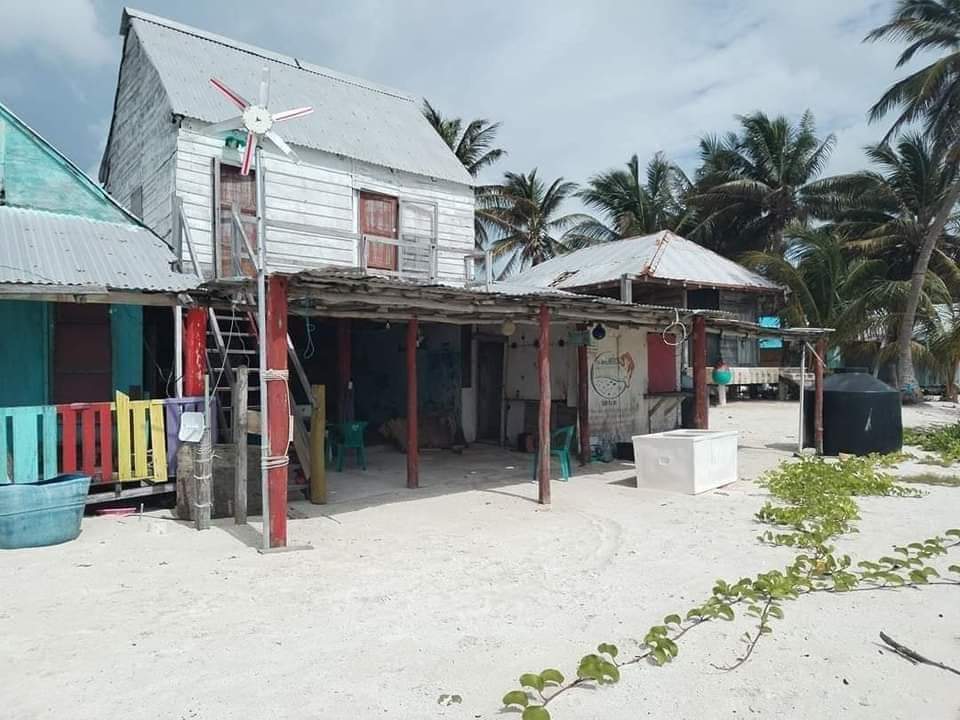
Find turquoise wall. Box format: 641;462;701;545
0;107;129;223
0;301;50;406
0;301;145;406
110;304;143;396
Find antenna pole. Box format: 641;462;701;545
255;143;271;550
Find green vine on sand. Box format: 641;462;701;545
499;455;960;720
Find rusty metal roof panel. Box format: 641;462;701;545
0;206;198;292
512;231;781;292
123;9;473;187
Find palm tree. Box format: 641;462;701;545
483;169;586;277
806;133;960;385
741;227;896;353
567;153;694;247
421;99;506;248
867;0;960;399
690;110;836;256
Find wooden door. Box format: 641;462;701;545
360;192;398;271
219;164;257;277
646;333;678;394
476;341;504;441
53;304;113;403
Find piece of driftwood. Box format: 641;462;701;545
880;632;960;676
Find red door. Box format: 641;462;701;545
53;304;113;403
360;192;398;271
220;164;258;277
647;333;678;394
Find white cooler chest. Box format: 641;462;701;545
631;429;739;494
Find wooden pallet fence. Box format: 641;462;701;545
0;405;58;483
57;402;113;484
114;392;167;483
161;397;215;477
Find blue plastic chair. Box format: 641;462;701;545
335;421;368;471
532;425;576;481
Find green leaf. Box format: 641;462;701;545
768;605;784;620
948;564;960;574
652;647;668;666
519;673;544;692
908;569;929;584
663;614;682;626
945;529;960;538
717;605;735;621
502;691;528;708
597;643;619;658
522;706;550;720
599;660;621;683
539;669;564;686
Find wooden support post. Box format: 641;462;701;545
183;307;207;397
337;318;353;422
577;335;590;465
406;318;419;489
692;315;708;430
537;305;551;504
310;384;327;503
814;338;825;455
233;366;249;524
265;276;289;548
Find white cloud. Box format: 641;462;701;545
0;0;113;66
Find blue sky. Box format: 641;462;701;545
0;0;905;188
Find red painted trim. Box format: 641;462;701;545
81;407;96;477
337;319;352;422
265;276;289;548
183;308;207;398
99;405;113;483
537;305;551;504
692;315;708;430
406;318;419;489
61;407;77;472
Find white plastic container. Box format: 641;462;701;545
631;429;738;494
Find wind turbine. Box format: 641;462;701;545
206;67;313;175
204;66;313;551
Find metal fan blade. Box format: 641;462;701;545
265;130;298;161
259;66;270;107
202;115;244;137
240;131;256;176
210;78;249;109
273;106;313;123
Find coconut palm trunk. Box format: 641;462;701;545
896;178;960;400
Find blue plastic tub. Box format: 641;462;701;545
0;474;91;549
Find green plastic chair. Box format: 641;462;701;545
335;421;368;471
532;425;576;481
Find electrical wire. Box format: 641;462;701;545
662;308;689;347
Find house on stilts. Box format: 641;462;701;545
90;8;832;548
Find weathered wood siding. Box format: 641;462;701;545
102;31;178;245
174;122;474;280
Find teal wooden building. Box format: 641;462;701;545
0;101;197;407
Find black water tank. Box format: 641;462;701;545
803;373;902;456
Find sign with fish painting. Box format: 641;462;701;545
588;330;644;442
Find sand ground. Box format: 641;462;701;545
1;400;958;720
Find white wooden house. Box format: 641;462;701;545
99;9;476;283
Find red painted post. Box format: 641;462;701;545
814;338;825;455
337;318;353;422
406;318;419;489
265;276;290;548
183;307;207;397
692;315;708;430
537;305;551;504
577;338;590;465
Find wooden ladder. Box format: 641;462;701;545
206;306;314;483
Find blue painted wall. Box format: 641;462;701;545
0;301;50;406
110;304;143;395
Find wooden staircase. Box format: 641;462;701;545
205;306;313;484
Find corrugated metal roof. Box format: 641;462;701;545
122;8;473;187
512;231;782;292
0;206;199;292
